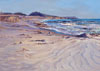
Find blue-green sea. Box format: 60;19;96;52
44;19;100;35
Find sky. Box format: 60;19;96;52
0;0;100;18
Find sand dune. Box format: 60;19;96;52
0;21;100;71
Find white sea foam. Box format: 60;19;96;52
44;19;100;35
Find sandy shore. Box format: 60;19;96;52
0;21;100;71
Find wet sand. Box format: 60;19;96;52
0;22;100;71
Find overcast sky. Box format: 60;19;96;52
0;0;100;18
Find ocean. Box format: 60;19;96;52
44;19;100;35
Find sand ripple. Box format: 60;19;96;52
23;38;100;71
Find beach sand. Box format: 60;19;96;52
0;21;100;71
